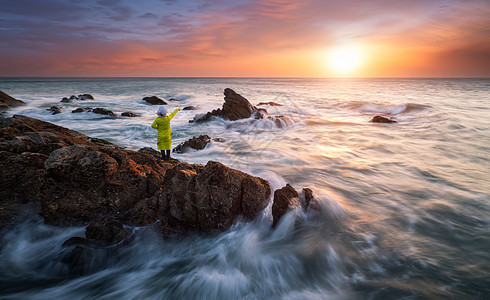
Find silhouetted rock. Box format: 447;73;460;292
93;108;116;116
61;97;72;103
0;91;25;114
72;107;93;113
69;95;78;100
143;96;167;105
257;101;283;106
183;106;197;110
272;184;299;227
173;135;212;153
370;115;397;123
47;106;63;115
192;88;266;122
121;112;137;117
302;188;314;209
78;94;94;100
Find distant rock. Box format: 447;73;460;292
72;107;93;113
183;106;197;110
93;108;116;116
121;112;138;117
47;106;63;115
143;96;167;105
0;91;25;114
61;97;72;103
78;94;94;100
370;115;397;123
257;101;283;106
192;88;266;122
69;95;78;100
173;135;212;153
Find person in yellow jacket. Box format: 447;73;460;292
151;106;181;161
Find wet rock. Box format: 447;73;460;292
129;161;271;236
0;91;25;114
47;106;63;115
272;184;299;227
85;217;130;244
173;135;212;153
257;101;283;106
69;95;78;100
183;106;197;110
370;115;397;123
143;96;167;105
92;108;116;117
61;97;72;103
121;112;137;117
72;107;93;113
192;88;266;122
302;188;314;209
267;115;294;128
78;94;94;100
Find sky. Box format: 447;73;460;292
0;0;489;77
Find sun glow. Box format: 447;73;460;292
328;46;363;75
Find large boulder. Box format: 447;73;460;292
173;135;212;153
0;91;25;114
128;161;271;236
192;88;266;122
370;115;397;123
143;96;167;105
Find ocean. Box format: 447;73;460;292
0;77;489;299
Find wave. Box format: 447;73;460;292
356;103;430;115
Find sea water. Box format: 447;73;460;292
0;77;489;299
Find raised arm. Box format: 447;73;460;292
168;108;179;120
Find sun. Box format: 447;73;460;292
327;46;363;75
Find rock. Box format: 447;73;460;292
272;184;299;227
257;101;283;106
85;217;130;244
72;107;93;113
78;94;94;100
183;106;197;110
0;91;26;113
143;96;167;105
61;97;72;103
69;95;78;100
192;88;266;122
128;161;271;236
302;188;314;209
121;112;137;117
47;106;63;115
267;115;294;128
370;115;397;123
92;108;116;117
173;135;212;153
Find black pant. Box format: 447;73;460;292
161;150;170;161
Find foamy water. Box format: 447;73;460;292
1;77;489;299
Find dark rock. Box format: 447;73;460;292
62;236;89;247
143;96;167;105
128;161;271;236
370;115;397;123
0;91;25;114
267;115;293;128
92;108;116;117
121;112;137;117
173;135;212;153
272;184;299;227
85;217;130;244
138;147;161;159
69;95;78;100
61;97;72;103
168;98;178;101
72;107;93;113
78;94;94;100
213;137;226;143
47;106;63;115
302;188;314;209
257;101;283;106
183;106;197;110
192;88;266;122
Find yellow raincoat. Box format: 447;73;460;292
151;108;179;150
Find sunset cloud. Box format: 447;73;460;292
1;0;489;77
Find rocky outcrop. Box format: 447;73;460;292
272;185;320;227
92;108;116;116
183;106;197;110
143;96;167;105
0;115;272;240
121;112;137;117
47;106;63;115
128;161;271;236
0;91;25;114
72;107;93;113
173;135;212;153
192;88;266;122
257;102;283;106
61;94;94;102
370;115;397;123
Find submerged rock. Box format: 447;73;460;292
47;106;63;115
61;97;72;103
121;112;137;117
0;91;25;114
143;96;167;105
92;108;116;117
257;101;283;106
173;135;212;153
272;184;299;227
370;115;397;123
72;107;93;113
183;106;197;110
79;94;94;100
192;88;266;122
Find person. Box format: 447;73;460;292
151;106;181;161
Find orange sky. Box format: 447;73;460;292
1;0;489;77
